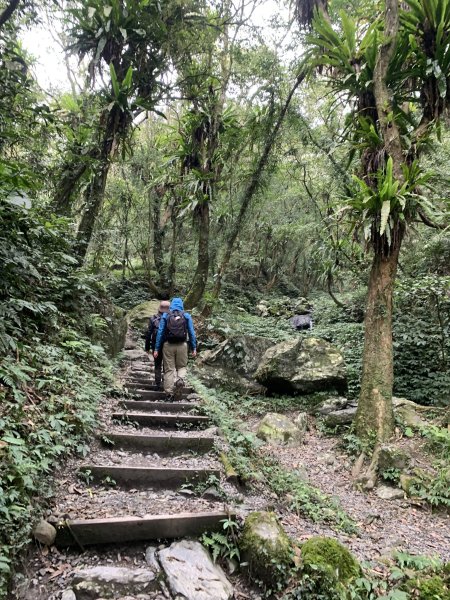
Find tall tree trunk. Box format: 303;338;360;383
76;161;109;261
76;107;121;261
152;187;164;278
355;234;403;442
53;161;89;216
167;209;180;296
184;201;209;309
210;72;305;303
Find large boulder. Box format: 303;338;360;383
255;337;347;395
195;335;274;393
257;412;303;446
240;512;292;587
158;540;233;600
126;300;160;332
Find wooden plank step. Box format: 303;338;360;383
131;390;191;400
129;370;155;378
54;511;232;546
126;382;194;394
112;412;210;427
100;433;215;453
78;465;220;487
120;400;200;413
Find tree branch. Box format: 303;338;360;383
0;0;20;30
418;209;447;230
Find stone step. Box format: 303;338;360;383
54;511;233;546
120;400;201;413
112;412;210;428
78;465;220;488
100;433;215;453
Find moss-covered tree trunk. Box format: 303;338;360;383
184;200;209;309
355;236;403;441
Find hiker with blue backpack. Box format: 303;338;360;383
153;297;197;400
145;299;170;389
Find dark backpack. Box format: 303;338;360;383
150;314;162;346
166;310;187;343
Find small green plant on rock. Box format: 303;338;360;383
201;517;241;563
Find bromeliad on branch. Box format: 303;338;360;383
297;0;450;461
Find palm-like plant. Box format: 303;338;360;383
298;0;449;468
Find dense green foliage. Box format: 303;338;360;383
1;0;450;595
0;202;114;594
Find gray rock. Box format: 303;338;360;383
239;512;292;586
61;591;76;600
195;334;274;394
72;566;157;599
378;444;410;472
323;407;357;427
202;486;223;500
294;412;308;435
126;300;160;331
33;520;56;545
314;396;348;415
376;486;405;500
254;337;346;395
158;540;233;600
257;413;302;446
393;397;429;428
145;546;160;573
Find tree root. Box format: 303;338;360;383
353;445;381;491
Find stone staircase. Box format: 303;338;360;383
43;342;237;599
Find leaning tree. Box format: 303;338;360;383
297;0;449;477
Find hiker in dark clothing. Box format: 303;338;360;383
145;300;170;388
153;297;197;400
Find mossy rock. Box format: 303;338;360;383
301;536;360;585
126;300;159;332
240;511;292;587
400;473;416;495
379;444;410;472
256;413;302;446
406;575;450;600
254;337;347;396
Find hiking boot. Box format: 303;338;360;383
173;378;185;401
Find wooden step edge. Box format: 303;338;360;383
126;393;193;401
112;412;210;422
54;511;234;546
78;465;220;487
120;401;201;412
98;432;215;452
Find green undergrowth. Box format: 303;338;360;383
0;337;113;596
225;389;328;418
205;305;296;343
190;378;355;533
0;202;116;598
